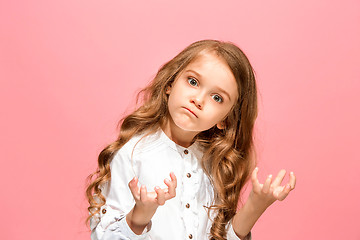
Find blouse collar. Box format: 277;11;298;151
158;127;203;155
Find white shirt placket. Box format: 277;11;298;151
181;148;200;240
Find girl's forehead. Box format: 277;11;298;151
184;52;227;72
188;50;225;66
185;52;234;80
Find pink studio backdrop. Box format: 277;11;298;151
1;1;359;239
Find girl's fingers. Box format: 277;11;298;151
272;169;286;187
262;174;272;193
155;187;165;205
289;172;296;190
140;185;148;202
277;184;291;201
128;177;140;200
164;178;176;199
251;167;261;192
169;172;177;188
275;171;296;200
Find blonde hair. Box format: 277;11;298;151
86;39;258;240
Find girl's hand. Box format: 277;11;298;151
232;169;296;238
129;172;177;210
249;167;296;210
126;172;177;234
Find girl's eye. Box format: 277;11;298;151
188;77;198;87
212;94;223;103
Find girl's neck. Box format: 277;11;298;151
161;118;199;148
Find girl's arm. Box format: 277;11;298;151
232;168;296;239
126;172;177;235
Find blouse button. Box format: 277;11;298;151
188;234;193;239
186;173;191;178
184;149;189;154
102;209;107;214
186;203;190;208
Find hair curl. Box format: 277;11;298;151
86;39;258;240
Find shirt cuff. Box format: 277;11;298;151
103;217;152;240
227;221;252;240
91;204;152;240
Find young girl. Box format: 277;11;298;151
86;39;296;240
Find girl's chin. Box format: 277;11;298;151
173;121;210;134
169;115;209;133
172;120;198;132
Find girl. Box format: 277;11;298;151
86;39;296;240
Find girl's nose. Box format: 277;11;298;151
191;97;203;109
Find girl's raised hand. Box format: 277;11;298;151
249;167;296;210
126;172;177;234
128;172;177;209
231;168;296;237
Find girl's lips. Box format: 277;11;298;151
183;107;198;118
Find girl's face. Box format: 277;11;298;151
166;51;239;134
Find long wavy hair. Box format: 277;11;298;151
86;39;258;240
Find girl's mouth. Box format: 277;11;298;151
183;107;198;118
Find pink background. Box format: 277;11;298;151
1;0;359;239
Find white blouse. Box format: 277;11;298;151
90;128;251;240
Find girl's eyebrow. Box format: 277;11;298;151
186;69;202;78
214;86;232;101
185;69;232;101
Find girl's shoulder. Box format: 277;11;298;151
115;128;166;157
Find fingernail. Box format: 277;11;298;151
268;174;272;179
255;167;258;171
290;172;294;175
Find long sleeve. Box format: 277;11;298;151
91;211;151;240
90;143;151;240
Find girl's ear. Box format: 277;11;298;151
216;122;225;129
166;85;171;94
